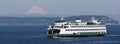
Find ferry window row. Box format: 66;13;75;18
52;26;69;28
53;26;63;28
71;26;104;27
77;32;106;35
65;29;105;31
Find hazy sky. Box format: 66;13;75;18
0;0;120;16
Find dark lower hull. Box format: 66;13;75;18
55;34;106;37
48;32;106;37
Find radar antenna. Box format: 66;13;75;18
61;17;64;20
92;16;95;20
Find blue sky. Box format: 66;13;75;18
0;0;120;17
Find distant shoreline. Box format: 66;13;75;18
0;15;119;25
0;24;120;26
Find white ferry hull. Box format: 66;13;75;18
47;28;106;37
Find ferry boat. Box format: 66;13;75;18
47;17;107;37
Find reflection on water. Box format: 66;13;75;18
46;34;120;44
107;35;120;37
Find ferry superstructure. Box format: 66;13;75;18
47;17;107;37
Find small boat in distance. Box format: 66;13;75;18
47;17;107;37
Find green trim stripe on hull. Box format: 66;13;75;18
55;32;106;37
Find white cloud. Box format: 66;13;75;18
24;6;47;14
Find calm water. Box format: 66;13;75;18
0;25;120;44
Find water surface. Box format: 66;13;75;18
0;25;120;44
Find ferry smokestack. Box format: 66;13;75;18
75;17;81;22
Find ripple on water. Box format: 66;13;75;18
107;35;120;37
90;41;120;44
